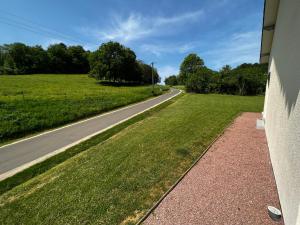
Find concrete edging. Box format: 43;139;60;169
136;113;241;225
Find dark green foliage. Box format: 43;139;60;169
89;41;137;82
47;43;71;73
178;53;204;85
218;63;268;95
136;60;160;84
164;75;178;86
1;53;17;75
0;43;90;75
1;43;34;74
29;46;50;73
0;41;161;85
67;46;90;74
186;67;215;93
89;42;160;84
176;53;268;95
6;43;31;74
233;63;268;95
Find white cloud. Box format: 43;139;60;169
154;10;203;26
158;65;179;82
203;31;261;69
82;10;204;43
42;39;65;49
82;43;99;51
140;42;197;56
99;14;152;43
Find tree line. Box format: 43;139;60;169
0;41;160;84
165;53;268;95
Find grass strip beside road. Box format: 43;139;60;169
0;93;181;195
0;94;264;225
0;74;167;143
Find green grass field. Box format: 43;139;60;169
0;93;264;225
0;74;167;142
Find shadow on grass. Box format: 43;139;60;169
175;147;191;157
97;81;149;87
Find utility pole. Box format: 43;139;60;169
151;62;154;94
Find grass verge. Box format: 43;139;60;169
0;94;264;225
0;93;181;195
0;74;167;143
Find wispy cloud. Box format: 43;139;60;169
154;10;203;26
81;10;204;43
140;42;198;56
99;14;151;43
203;31;261;69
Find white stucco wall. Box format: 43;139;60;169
263;1;300;225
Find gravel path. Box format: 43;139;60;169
144;112;283;225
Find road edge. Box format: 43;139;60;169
0;89;182;181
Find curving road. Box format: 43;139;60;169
0;88;181;181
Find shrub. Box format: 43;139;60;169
186;67;213;93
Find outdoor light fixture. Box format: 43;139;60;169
267;206;282;221
263;24;275;31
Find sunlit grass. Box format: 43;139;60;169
0;93;264;225
0;74;166;142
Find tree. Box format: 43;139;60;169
4;43;33;74
232;63;268;95
136;60;160;84
29;45;49;74
178;53;204;84
47;43;71;73
2;54;17;75
217;63;268;95
67;46;89;74
208;72;221;93
219;65;235;94
186;67;214;93
220;65;232;76
0;45;7;74
89;41;137;82
164;75;178;86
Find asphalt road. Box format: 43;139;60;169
0;88;181;180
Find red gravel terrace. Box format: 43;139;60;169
144;113;283;225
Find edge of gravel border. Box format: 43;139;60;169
136;112;242;225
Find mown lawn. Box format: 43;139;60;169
0;74;166;142
0;94;264;225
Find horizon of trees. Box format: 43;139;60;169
0;41;160;85
165;53;268;96
0;43;90;75
89;42;160;84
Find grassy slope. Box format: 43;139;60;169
0;95;180;195
172;85;186;91
0;74;166;142
0;94;264;225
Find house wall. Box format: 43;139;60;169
263;1;300;225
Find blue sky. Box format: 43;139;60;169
0;0;264;81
